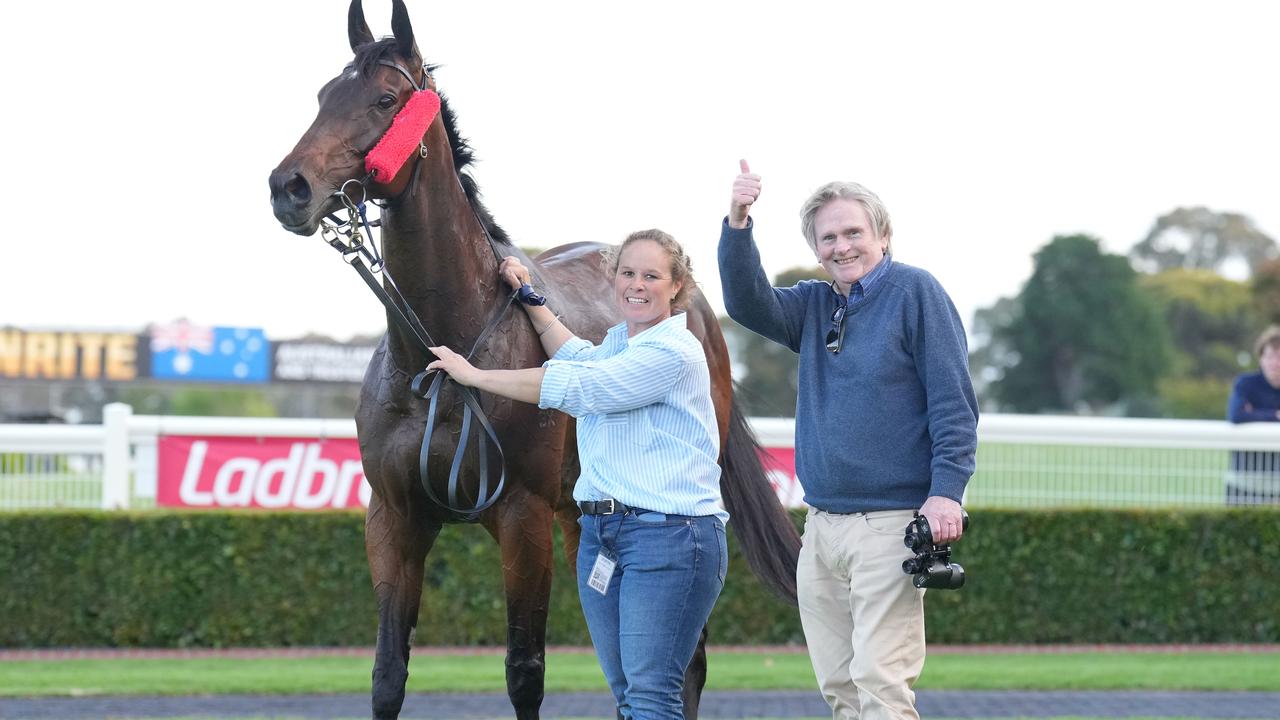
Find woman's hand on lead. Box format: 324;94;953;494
499;257;532;292
427;345;479;386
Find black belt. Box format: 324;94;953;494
578;499;635;515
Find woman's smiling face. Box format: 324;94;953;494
614;239;681;337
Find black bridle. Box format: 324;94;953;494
318;60;544;520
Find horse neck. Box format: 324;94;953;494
379;128;504;364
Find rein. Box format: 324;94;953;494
319;61;544;520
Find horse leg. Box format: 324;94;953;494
366;493;440;720
681;625;709;719
489;489;556;720
555;503;581;566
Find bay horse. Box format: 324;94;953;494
268;2;800;718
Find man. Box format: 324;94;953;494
1225;325;1280;504
718;160;978;720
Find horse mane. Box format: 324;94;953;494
353;39;512;246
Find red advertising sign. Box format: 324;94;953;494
157;435;370;509
157;435;802;510
760;447;804;508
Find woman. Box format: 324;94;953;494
427;229;727;720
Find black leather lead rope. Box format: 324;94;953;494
322;190;515;520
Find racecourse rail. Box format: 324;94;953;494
2;403;1279;511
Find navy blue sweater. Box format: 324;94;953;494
719;219;978;513
1227;371;1280;423
1226;371;1280;476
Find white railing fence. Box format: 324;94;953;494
2;403;1279;511
972;414;1280;508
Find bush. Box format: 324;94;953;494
1156;376;1232;420
1;508;1276;648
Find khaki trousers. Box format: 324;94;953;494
797;508;926;720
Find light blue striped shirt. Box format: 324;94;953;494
539;313;727;523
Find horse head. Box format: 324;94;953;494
269;0;434;235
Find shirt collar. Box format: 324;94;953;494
829;254;893;299
605;312;688;343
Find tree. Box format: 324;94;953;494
1140;269;1259;418
773;266;830;287
967;296;1019;407
720;265;829;417
1251;259;1280;327
1129;207;1277;279
989;235;1173;414
1140;269;1258;377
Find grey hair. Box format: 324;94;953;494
600;228;696;310
799;181;893;255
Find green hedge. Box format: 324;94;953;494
0;509;1276;648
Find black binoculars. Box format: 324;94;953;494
902;509;969;590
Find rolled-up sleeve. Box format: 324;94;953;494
549;336;595;362
539;342;686;417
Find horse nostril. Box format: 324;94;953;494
269;169;313;208
284;174;312;206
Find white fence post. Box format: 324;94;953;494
101;403;133;510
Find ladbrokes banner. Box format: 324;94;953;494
157;435;802;510
157;435;371;509
761;447;803;508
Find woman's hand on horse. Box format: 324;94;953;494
499;257;531;291
427;346;479;386
729;158;761;229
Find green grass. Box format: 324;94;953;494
2;650;1277;697
0;472;102;508
968;443;1238;508
916;652;1280;690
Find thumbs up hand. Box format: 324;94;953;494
729;159;761;230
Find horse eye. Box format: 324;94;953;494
377;94;397;109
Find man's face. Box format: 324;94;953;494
1261;344;1280;389
812;199;887;296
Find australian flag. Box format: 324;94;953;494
149;321;270;382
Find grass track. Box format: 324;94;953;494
2;650;1278;697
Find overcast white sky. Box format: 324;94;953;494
4;0;1278;341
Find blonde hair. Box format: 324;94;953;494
799;181;893;255
1254;325;1280;358
601;229;695;309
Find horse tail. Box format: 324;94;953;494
719;396;801;605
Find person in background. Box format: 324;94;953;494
1225;325;1280;504
717;160;977;720
427;229;727;720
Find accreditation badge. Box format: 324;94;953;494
588;552;617;595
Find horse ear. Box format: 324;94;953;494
348;0;375;52
390;0;418;60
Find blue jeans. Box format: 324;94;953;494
577;511;727;720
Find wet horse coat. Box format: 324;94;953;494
268;2;800;718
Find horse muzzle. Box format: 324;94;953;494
269;166;328;236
